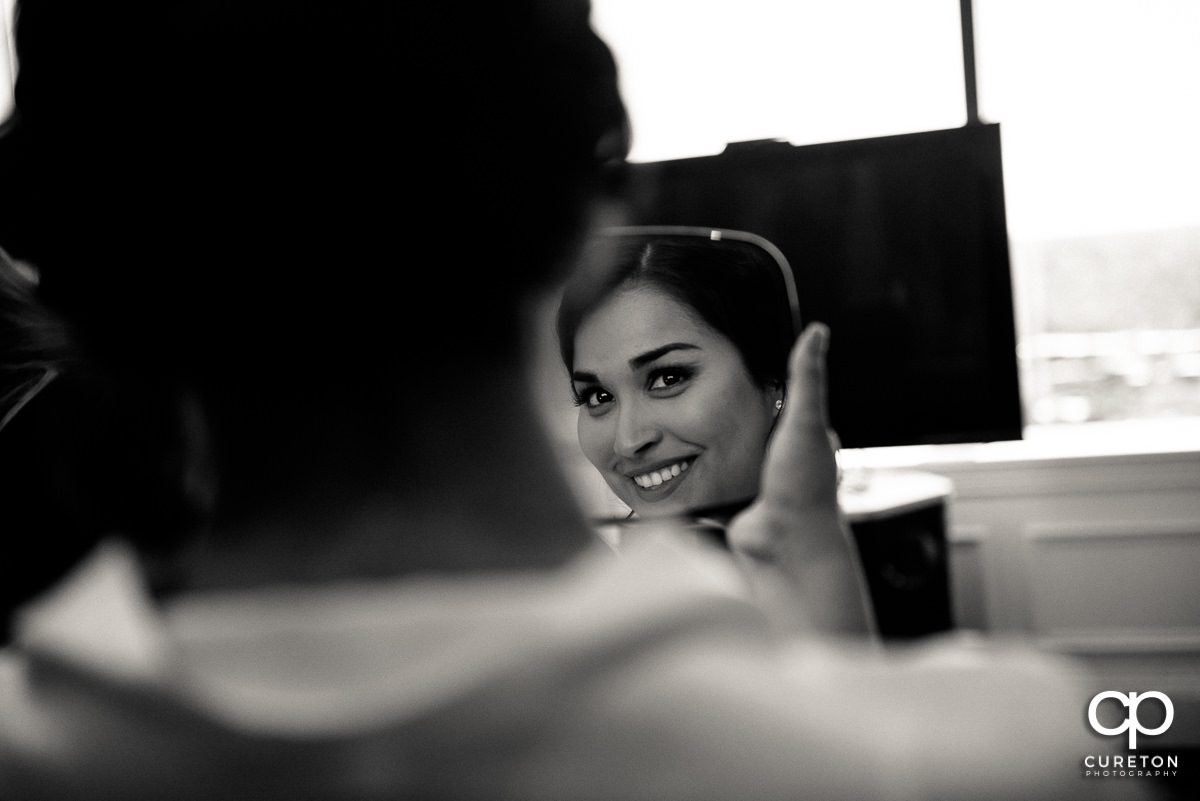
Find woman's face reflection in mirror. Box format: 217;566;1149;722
558;235;794;520
571;285;781;518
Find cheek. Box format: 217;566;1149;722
681;373;773;445
729;415;775;482
651;394;708;442
699;392;776;490
711;405;773;462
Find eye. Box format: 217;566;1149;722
647;366;694;394
574;385;615;411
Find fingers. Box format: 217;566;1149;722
785;321;831;431
756;321;839;509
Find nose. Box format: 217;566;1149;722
613;398;662;458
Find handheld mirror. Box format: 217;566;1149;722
552;225;802;542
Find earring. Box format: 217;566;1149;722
774;398;784;412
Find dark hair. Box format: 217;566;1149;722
0;0;629;527
556;234;797;390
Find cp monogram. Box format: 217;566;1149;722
1088;691;1174;749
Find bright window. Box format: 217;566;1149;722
0;0;15;125
592;0;968;160
973;0;1200;451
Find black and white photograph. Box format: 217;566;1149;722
1;1;1196;798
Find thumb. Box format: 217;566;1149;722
756;321;839;510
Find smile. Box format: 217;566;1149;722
632;459;691;489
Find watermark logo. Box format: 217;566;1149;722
1088;691;1174;749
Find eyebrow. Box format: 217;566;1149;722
628;342;700;371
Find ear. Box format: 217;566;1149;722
769;380;786;416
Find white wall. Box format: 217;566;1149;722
919;448;1200;747
923;450;1200;639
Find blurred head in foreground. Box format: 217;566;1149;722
0;0;629;567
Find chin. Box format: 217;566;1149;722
627;496;696;520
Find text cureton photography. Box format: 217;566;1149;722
1082;753;1178;778
1084;690;1182;782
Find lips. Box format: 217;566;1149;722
631;458;691;489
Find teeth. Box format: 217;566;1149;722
633;460;689;489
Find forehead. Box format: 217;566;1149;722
573;284;722;370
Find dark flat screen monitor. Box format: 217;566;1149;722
623;123;1024;449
